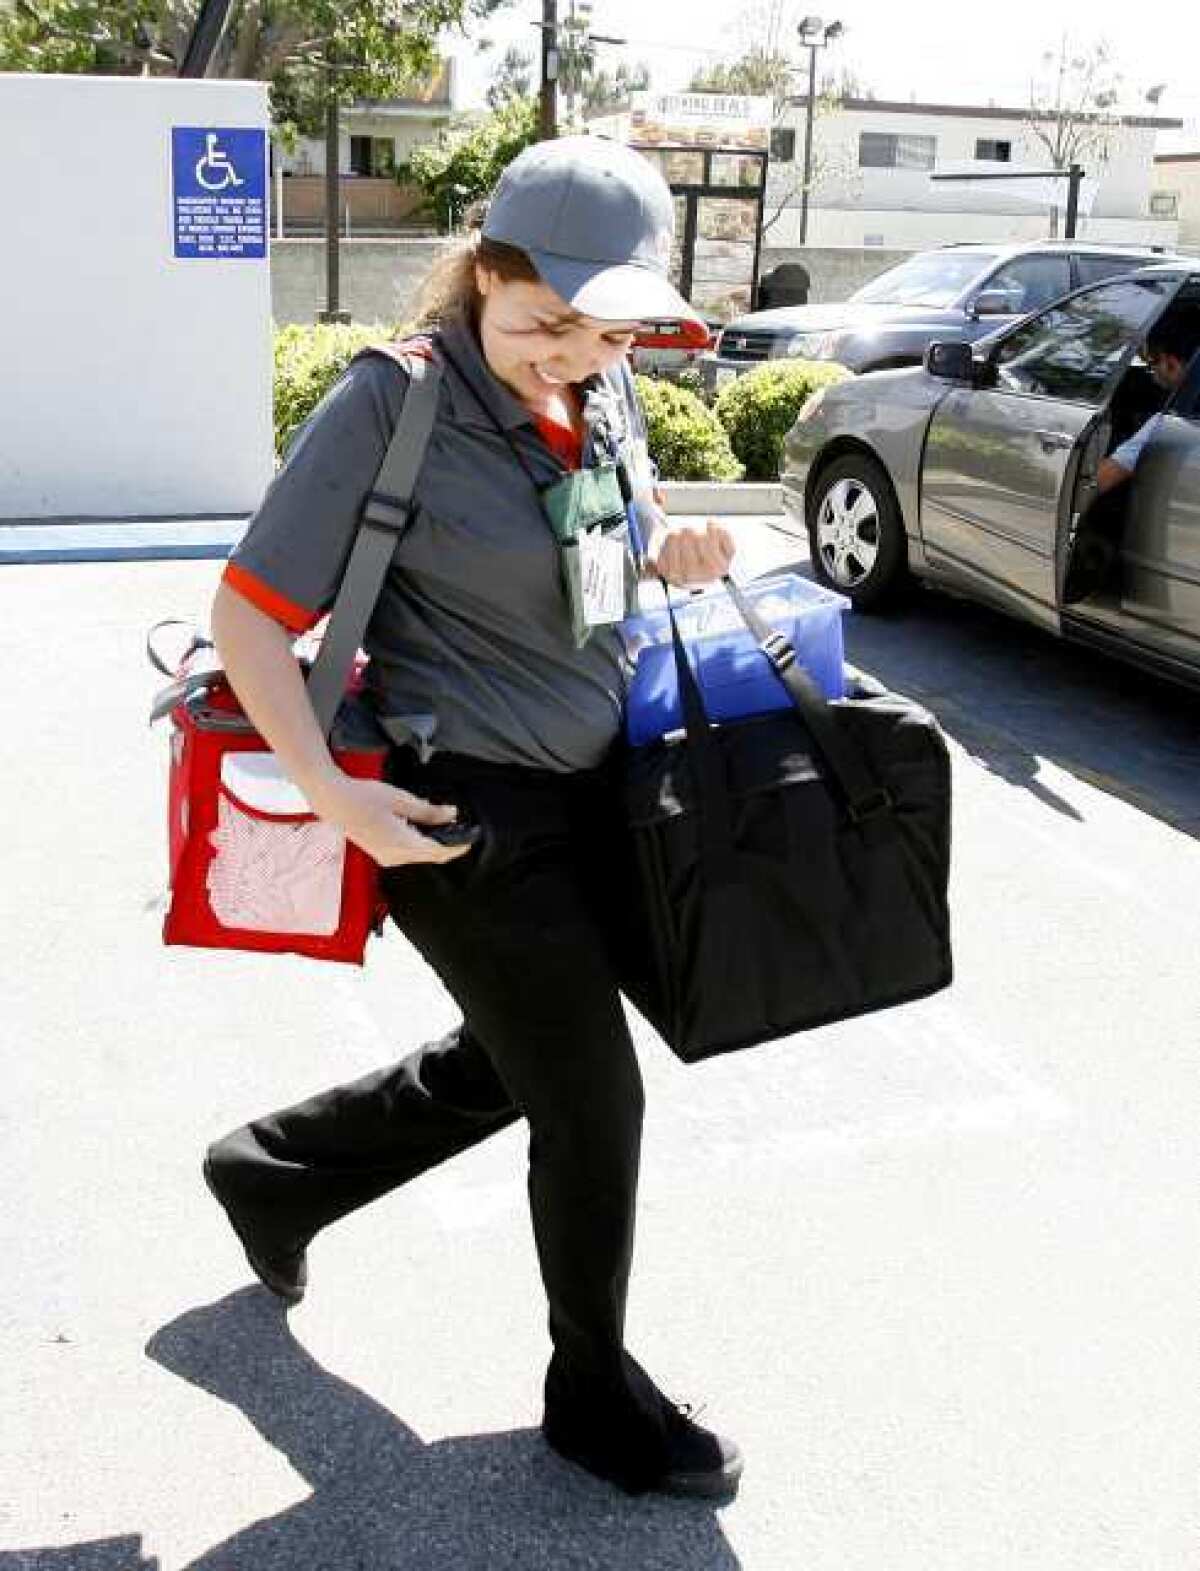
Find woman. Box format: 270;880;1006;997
202;135;742;1499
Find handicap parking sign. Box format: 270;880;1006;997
172;127;267;260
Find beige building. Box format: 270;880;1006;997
769;96;1182;251
278;62;456;232
1153;152;1200;252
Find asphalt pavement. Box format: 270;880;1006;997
1;519;1197;1571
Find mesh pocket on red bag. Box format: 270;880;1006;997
205;751;350;937
207;792;347;936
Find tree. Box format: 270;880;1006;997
689;49;793;102
400;93;538;230
486;42;532;109
1024;36;1124;235
578;58;649;118
0;0;505;134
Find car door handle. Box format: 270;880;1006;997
1035;430;1074;451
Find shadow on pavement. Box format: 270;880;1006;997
762;534;1200;836
0;1542;158;1571
37;1288;743;1571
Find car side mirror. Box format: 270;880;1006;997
972;289;1015;317
925;341;976;382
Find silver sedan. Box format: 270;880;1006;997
782;264;1200;692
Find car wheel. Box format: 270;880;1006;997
807;453;908;610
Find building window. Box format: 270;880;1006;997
349;135;396;178
1150;191;1180;218
859;131;936;170
770;127;796;163
975;138;1012;162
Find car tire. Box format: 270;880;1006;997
807;453;908;611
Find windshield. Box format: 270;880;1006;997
851;251;999;308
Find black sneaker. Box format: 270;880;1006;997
202;1154;308;1306
657;1402;744;1500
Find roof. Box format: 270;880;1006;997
783;95;1182;131
936;240;1194;258
1156;151;1200;164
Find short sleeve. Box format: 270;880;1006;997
1108;413;1162;476
223;353;411;631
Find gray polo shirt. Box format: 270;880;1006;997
227;314;646;772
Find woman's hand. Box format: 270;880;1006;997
307;773;473;869
645;517;736;587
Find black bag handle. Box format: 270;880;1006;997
657;576;892;825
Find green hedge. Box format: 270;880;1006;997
273;322;392;457
714;359;852;481
272;325;765;485
633;374;744;483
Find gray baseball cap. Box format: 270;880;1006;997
482;135;704;330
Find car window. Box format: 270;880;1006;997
993;277;1177;404
1075;254;1153;288
850;251;998;307
979;255;1072;314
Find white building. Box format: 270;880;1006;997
769;97;1182;251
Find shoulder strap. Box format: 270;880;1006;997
305;349;443;738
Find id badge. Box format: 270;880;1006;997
540;462;637;647
578;526;628;626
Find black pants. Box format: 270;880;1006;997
206;749;671;1489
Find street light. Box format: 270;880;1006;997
796;15;843;246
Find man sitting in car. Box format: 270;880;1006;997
1098;317;1200;493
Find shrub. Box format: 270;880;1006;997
273;322;390;457
714;359;852;481
633;374;744;483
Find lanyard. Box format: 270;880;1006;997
437;338;646;563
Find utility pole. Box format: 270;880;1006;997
318;47;351;323
796;16;843;246
799;43;818;245
540;0;559;142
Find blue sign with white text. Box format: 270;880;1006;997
172;127;267;260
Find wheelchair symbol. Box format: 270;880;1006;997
195;133;244;193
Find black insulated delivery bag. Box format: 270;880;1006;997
615;579;953;1064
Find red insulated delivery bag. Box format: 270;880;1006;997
154;642;390;964
148;348;441;965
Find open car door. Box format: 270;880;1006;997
919;274;1185;629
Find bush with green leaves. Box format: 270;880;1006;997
714;360;852;481
633;375;744;483
400;96;539;229
273;322;391;457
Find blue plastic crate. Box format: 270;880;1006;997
624;574;849;746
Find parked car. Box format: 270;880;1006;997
780;263;1200;692
702;241;1194;392
630;317;719;380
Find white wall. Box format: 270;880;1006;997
768;206;1181;250
1;74;272;520
285;109;452;175
1155;158;1200;250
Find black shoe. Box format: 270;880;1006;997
202;1154;308;1306
543;1399;743;1500
656;1402;744;1500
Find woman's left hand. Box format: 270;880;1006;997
645;517;737;586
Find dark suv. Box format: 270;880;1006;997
701;241;1194;390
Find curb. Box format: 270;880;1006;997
661;482;782;515
0;487;789;565
0;516;247;564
